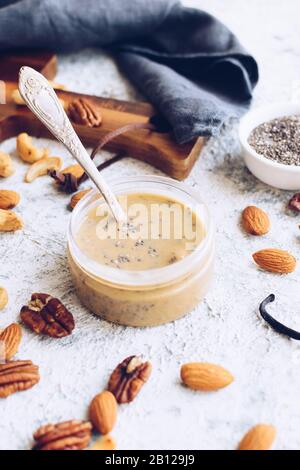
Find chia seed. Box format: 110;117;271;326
248;115;300;166
148;247;158;257
117;255;131;264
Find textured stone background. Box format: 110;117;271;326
1;0;300;450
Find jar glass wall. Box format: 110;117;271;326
68;176;215;327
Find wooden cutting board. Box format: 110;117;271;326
0;52;205;180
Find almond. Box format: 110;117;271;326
0;287;8;310
0;151;14;178
0;190;20;210
89;391;117;434
238;424;276;450
0;209;23;232
253;248;296;274
70;189;92;209
62;164;84;179
25;156;62;183
242;206;270;236
89;435;116;451
0;323;22;360
181;362;234;391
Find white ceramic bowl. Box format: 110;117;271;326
239;102;300;190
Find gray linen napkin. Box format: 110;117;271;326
0;0;258;143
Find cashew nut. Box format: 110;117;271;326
25;156;62;183
48;81;67;91
11;89;25;105
0;209;23;232
12;81;66;106
17;133;49;163
13;92;65;108
62;164;85;179
0;151;14;177
0;287;8;310
89;435;116;451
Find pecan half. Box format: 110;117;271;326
0;323;22;360
108;355;152;404
0;360;40;398
68;98;102;128
20;293;75;338
33;420;92;450
288;193;300;212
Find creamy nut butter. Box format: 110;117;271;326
68;176;214;327
76;193;204;270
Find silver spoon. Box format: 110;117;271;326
18;66;126;224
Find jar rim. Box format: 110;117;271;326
68;175;214;287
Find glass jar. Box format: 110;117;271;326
67;176;215;327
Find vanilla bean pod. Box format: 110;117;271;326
89;122;155;161
259;294;300;340
49;152;127;193
48;169;79;193
79;153;126;184
49;121;154;193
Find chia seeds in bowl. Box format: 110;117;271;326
248;115;300;166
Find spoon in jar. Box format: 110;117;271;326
18;66;126;224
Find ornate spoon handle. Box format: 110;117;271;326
19;66;125;223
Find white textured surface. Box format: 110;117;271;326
1;0;300;450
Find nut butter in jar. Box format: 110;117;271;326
68;176;215;327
